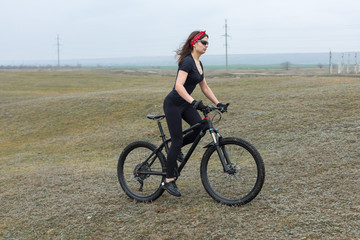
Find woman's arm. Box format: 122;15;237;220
199;78;220;105
174;70;195;103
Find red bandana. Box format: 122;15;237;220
190;31;206;47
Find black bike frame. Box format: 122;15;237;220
138;111;232;177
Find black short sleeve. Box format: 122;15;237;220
178;56;193;73
168;54;204;104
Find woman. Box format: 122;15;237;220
162;30;228;197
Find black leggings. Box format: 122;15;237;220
163;95;202;178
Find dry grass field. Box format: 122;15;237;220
0;68;359;239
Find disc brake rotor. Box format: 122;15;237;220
134;162;151;180
226;163;239;175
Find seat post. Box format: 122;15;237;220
157;120;170;153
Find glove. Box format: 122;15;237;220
217;102;229;113
191;100;207;111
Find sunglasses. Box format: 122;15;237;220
197;40;209;46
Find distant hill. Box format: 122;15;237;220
1;52;356;67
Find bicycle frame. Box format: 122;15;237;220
138;108;233;177
119;103;265;205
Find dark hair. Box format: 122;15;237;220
175;31;209;66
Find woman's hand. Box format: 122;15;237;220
217;102;229;113
191;100;207;111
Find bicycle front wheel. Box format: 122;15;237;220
117;141;166;202
200;137;265;206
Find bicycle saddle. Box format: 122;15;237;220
147;114;165;120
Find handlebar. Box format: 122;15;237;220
201;104;229;116
202;105;220;114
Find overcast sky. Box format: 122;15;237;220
1;0;359;62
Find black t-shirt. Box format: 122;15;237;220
167;54;204;104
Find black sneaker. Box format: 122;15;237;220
177;152;185;163
162;181;181;197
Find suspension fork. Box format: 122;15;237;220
209;128;232;173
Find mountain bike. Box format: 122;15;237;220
117;105;265;206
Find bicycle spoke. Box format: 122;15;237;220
124;148;162;195
201;138;265;205
118;141;165;201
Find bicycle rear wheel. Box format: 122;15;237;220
117;141;166;202
200;137;265;206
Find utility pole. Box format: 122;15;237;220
57;35;61;67
338;53;344;74
347;53;350;73
329;50;333;74
355;53;358;74
222;19;230;70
